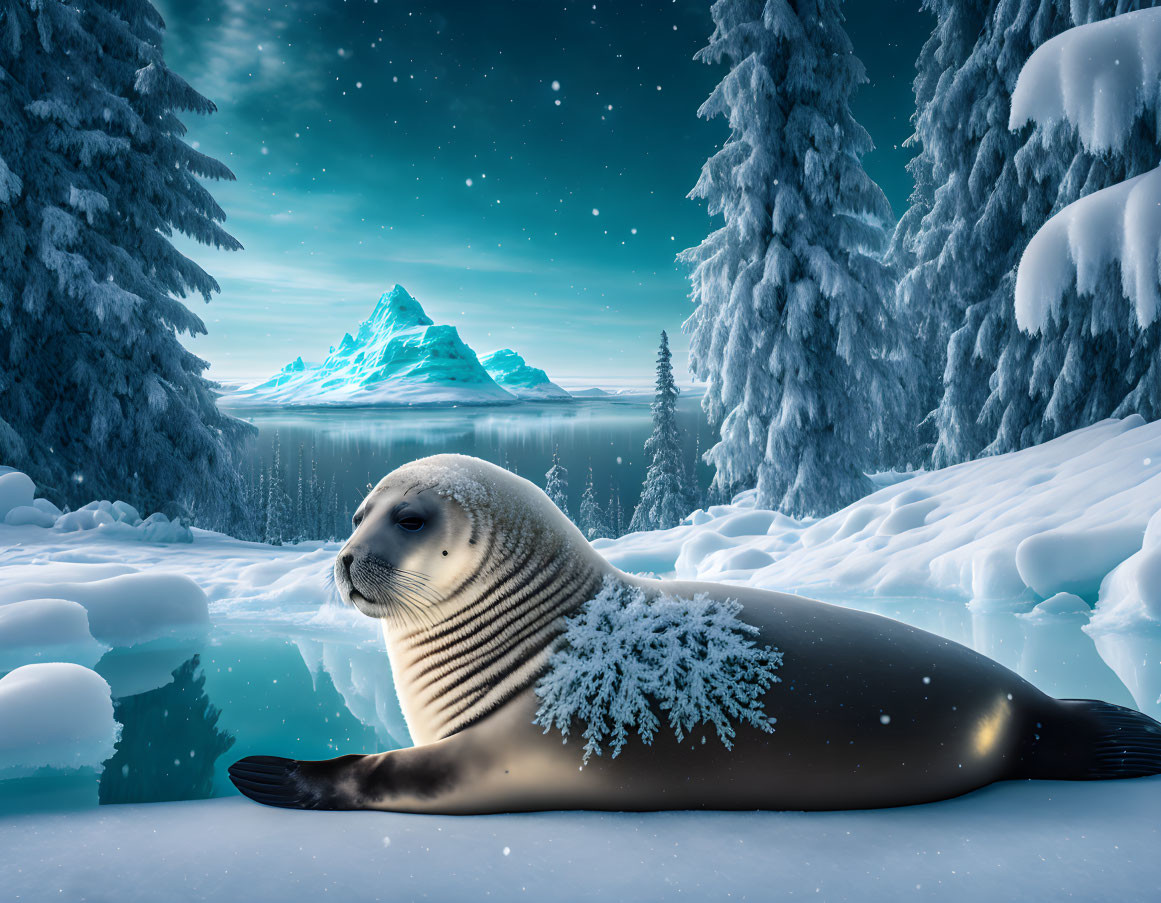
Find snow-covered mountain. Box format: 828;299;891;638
479;349;570;400
223;286;527;407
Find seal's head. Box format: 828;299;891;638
334;454;592;629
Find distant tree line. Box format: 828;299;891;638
545;331;702;540
239;434;352;543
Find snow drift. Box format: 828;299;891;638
0;664;119;776
597;416;1161;630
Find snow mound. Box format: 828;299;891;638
479;349;571;400
1015;166;1161;332
0;664;120;776
599;418;1161;626
1010;8;1161;154
1093;509;1161;631
0;471;36;519
534;577;781;763
0;599;108;672
223;285;519;407
0;571;210;647
56;499;192;542
0;468;190;541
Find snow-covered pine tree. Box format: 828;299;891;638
255;463;268;543
679;0;902;516
264;434;291;546
578;465;613;541
293;443;306;542
544;448;571;519
308;453;322;540
629;332;693;532
0;0;251;527
608;483;624;538
325;474;341;541
885;0;990;463
895;0;1160;466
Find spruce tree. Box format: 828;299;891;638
264;433;291;546
679;0;901;516
578;465;613;541
308;453;322;540
294;443;306;542
608;483;624;538
325;474;341;541
0;0;251;527
544;448;571;519
629;332;694;532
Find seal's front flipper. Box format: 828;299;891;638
228;755;312;808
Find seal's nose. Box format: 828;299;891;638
339;552;354;583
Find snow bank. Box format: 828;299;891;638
0;572;210;647
0;470;36;519
1092;508;1161;631
600;417;1161;627
55;499;192;542
0;664;119;776
0;467;191;541
0;598;108;672
1015;165;1161;332
1010;8;1161;154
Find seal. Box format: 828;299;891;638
229;454;1161;812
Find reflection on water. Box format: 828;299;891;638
808;594;1158;720
238;396;716;520
99;656;233;804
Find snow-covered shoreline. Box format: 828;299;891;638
597;416;1161;634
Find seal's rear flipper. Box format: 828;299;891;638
1017;699;1161;780
229;755;317;809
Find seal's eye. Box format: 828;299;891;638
352;511;365;528
397;514;425;532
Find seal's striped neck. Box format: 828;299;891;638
384;504;603;744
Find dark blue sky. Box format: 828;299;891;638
160;0;932;384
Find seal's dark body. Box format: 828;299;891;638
231;581;1161;813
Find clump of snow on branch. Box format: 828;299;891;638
534;576;782;764
1016;166;1161;332
1011;9;1161;334
1009;8;1161;155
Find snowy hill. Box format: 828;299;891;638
479;349;571;400
598;416;1161;635
222;286;520;407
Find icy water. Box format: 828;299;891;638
234;394;717;524
4;597;1157;809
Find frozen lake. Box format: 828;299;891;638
233;394;717;525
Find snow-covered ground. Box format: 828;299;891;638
4;780;1160;903
3;416;1161;898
